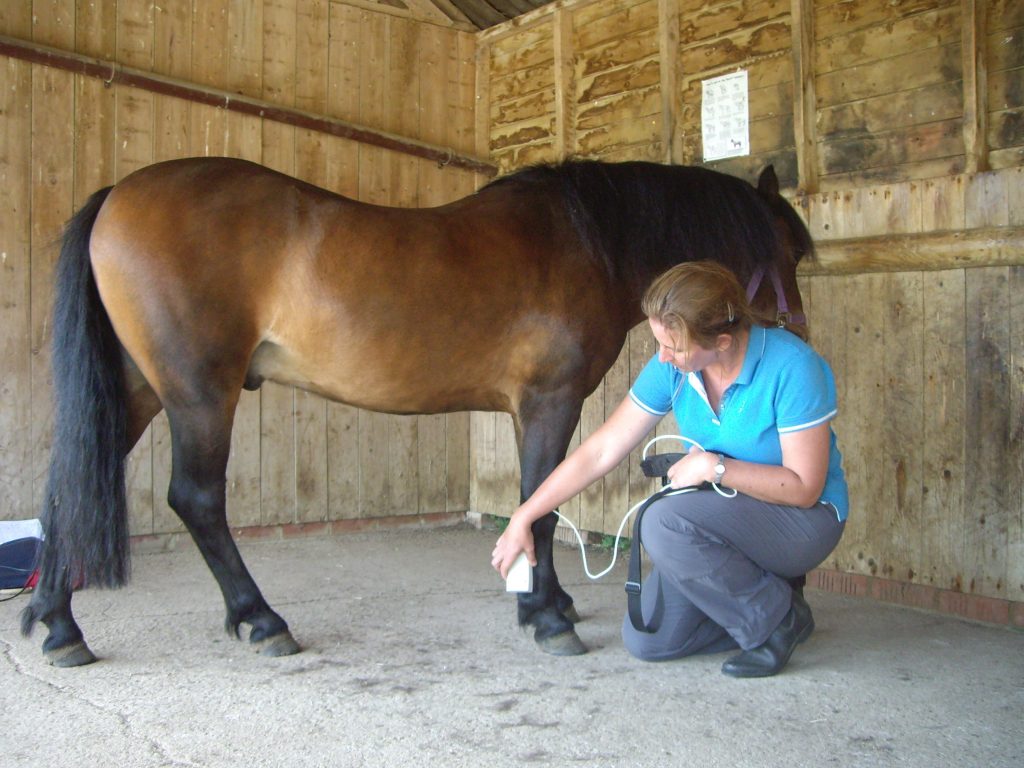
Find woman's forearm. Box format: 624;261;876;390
714;457;824;508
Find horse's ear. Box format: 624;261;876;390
757;165;779;196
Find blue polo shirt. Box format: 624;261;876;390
629;325;848;520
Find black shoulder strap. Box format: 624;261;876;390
625;487;674;634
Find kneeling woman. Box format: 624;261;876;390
491;261;848;677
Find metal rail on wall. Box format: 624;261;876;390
0;35;499;179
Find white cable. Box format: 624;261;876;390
552;434;735;581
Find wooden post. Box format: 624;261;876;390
961;0;989;174
553;8;576;160
474;39;491;173
791;0;818;193
658;0;681;164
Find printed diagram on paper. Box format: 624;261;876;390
701;70;750;162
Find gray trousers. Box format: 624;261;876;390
621;489;845;660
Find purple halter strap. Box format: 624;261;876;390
745;264;807;328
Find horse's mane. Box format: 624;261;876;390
484;160;813;281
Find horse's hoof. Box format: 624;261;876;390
46;641;97;668
562;604;581;624
536;629;587;656
254;631;301;658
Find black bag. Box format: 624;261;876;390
0;537;40;589
0;520;42;591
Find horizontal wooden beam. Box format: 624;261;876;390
800;226;1024;275
0;35;498;178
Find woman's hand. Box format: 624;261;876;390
491;513;536;580
666;445;717;489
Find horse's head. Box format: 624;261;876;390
746;165;815;341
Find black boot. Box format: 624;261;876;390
792;588;815;643
721;595;814;678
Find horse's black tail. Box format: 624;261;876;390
21;186;128;636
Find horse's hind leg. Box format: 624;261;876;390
515;392;587;656
164;400;299;657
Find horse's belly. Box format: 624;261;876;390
248;338;511;415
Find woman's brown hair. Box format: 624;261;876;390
641;261;754;350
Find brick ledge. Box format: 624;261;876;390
808;568;1024;630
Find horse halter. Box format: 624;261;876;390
745;264;807;330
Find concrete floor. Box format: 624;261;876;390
1;523;1021;768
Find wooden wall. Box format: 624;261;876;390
0;1;481;537
473;0;1024;613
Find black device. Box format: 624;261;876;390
639;452;684;482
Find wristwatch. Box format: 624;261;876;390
713;454;727;485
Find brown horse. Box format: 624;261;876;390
21;157;814;666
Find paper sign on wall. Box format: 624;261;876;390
701;70;749;162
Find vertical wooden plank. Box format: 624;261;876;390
808;269;846;565
601;345;631;537
0;2;32;38
921;270;966;592
470;412;497;516
880;272;924;584
228;0;264;98
72;0;116;202
1007;168;1024;227
961;0;989;173
0;4;34;510
1008;265;1024;603
191;0;230;158
0;51;33;521
495;413;519;511
831;273;886;578
325;2;361;520
28;0;75;519
293;0;330;524
657;0;680;164
921;175;966;232
791;0;819;193
805;189;846;241
295;0;328;113
261;0;298;527
965;170;1010;227
553;8;575;159
32;0;74;47
964;267;1011;598
573;384;602;534
225;0;264;155
475;40;491;173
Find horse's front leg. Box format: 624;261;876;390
514;392;587;656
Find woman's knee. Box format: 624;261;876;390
622;618;681;662
621;613;737;661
